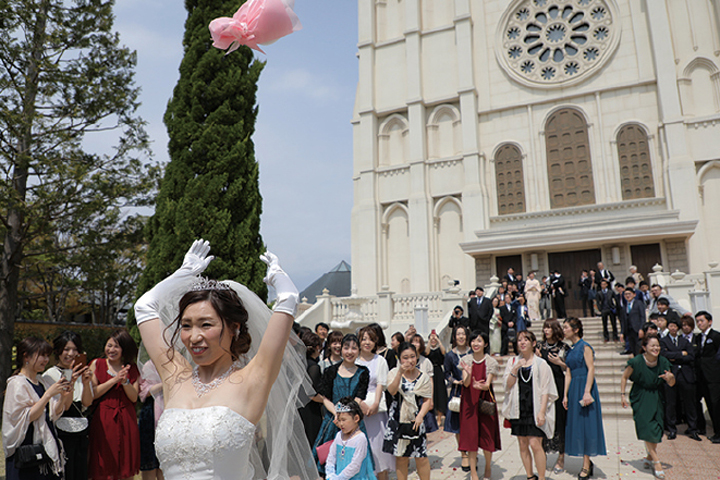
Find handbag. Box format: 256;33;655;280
14;444;50;470
316;439;333;465
364;391;387;413
448;395;461;413
398;422;420;440
478;389;497;416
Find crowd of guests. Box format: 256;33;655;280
3;300;718;480
2;329;162;480
296;318;609;480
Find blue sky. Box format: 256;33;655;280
113;0;358;292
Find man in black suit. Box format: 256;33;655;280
596;279;618;342
448;305;469;330
693;311;720;443
623;288;646;356
660;320;701;441
656;298;680;329
503;267;517;287
550;270;567;318
467;286;493;335
578;270;592;317
499;298;515;355
597;261;615;286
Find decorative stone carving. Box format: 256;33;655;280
495;0;621;88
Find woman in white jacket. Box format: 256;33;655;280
502;330;558;480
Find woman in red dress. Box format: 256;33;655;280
459;331;501;480
88;330;140;480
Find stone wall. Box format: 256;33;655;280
666;240;690;274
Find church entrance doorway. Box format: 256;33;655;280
496;255;523;282
630;243;662;282
548;249;602;318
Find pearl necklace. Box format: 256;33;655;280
192;360;241;397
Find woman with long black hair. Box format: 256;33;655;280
42;331;93;480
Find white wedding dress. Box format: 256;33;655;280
155;406;255;480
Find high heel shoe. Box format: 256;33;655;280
461;452;470;472
653;461;665;479
578;461;594;479
643;458;652;470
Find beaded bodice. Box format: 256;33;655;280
155;406;255;480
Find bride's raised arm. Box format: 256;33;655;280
134;240;214;380
244;252;300;411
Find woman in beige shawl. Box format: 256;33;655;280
382;342;433;480
3;337;75;478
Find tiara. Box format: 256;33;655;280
189;277;232;292
335;402;352;414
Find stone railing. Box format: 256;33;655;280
295;285;469;335
648;263;720;318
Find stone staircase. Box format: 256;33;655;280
489;316;633;418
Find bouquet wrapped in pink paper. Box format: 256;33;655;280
209;0;302;54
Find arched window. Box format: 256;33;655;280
378;114;409;166
376;0;405;43
617;124;655;200
427;105;461;159
494;144;526;215
382;203;411;293
545;108;595;209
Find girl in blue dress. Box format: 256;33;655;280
314;334;371;476
326;398;377;480
562;318;606;479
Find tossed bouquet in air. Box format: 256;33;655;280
209;0;302;54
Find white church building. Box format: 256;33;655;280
298;0;720;331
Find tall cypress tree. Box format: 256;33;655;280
135;0;267;314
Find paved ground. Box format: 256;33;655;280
419;417;720;480
2;418;718;480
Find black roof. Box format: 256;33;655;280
299;261;351;304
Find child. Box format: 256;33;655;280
326;397;377;480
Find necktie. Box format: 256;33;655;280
672;336;677;347
627;301;631;314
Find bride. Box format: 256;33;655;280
134;240;317;480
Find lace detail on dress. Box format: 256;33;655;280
155;406;255;480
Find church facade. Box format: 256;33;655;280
351;0;720;311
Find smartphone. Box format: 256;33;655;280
75;353;87;368
63;369;73;382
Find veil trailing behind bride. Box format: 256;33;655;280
136;242;319;480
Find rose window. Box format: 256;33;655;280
496;0;621;87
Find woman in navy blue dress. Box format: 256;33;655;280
313;334;370;476
562;318;606;479
443;325;471;470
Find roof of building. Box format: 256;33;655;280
299;261;351;304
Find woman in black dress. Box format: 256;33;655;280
299;331;324;446
537;319;570;474
426;331;447;426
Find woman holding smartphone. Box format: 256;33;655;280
42;331;93;480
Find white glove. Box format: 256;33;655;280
134;239;215;325
260;251;299;317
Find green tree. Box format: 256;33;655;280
0;0;157;388
133;0;268;326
